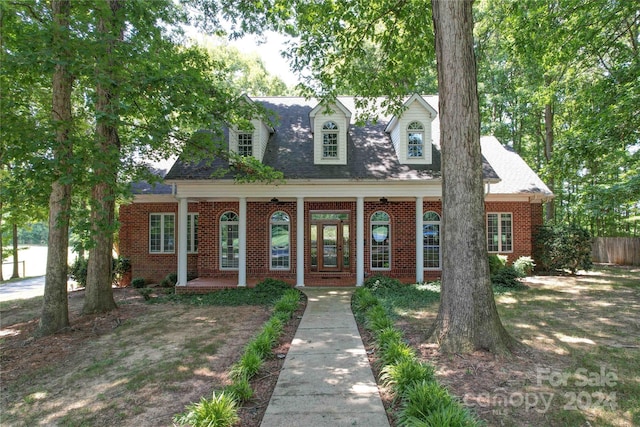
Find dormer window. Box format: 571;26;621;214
322;121;339;158
238;132;253;157
407;121;424;158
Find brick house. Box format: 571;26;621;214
118;95;552;291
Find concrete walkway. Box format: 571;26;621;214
261;288;389;427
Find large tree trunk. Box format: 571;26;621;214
38;0;73;336
11;223;19;279
428;0;517;354
83;0;123;314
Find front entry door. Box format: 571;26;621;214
319;222;342;271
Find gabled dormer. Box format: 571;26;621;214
228;95;273;162
309;99;352;165
385;94;437;165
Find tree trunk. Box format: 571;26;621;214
0;201;4;282
544;102;555;222
11;223;19;279
83;0;122;314
428;0;517;354
38;0;73;336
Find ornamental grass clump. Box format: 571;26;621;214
380;359;436;399
174;391;239;427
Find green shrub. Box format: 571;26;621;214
230;348;263;381
69;257;89;287
273;290;300;316
112;256;131;286
255;278;290;295
380;340;416;366
534;224;593;273
160;272;178;287
488;254;508;275
380;359;435;398
364;274;404;291
224;376;254;403
365;305;394;332
138;288;152;301
174;391;239;427
513;256;535;277
398;380;453;424
375;327;403;352
353;288;380;313
131;277;146;288
491;265;522;288
248;330;275;359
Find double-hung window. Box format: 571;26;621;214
487;213;513;252
149;213;175;253
238;133;253;157
322;121;338;158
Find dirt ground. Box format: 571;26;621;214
0;288;304;426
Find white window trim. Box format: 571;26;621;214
407;121;425;159
187;213;198;254
220;211;240;270
370;211;391;271
270;211;291;271
321;121;339;160
487;212;513;253
238;132;253;157
423;211;441;270
149;213;175;254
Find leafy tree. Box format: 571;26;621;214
223;0;516;353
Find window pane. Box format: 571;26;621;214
164;214;175;252
423;211;440;222
271;223;290;269
371;211;390;222
323;132;338;158
238;133;253;157
408;132;423;157
221;212;239;269
501;214;512;252
487;213;499;252
423;223;440;269
150;214;161;253
310;224;317;268
343;224;350;267
371;224;390;269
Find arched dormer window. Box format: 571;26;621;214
371;211;391;270
407;121;424;158
322;121;339;158
270;211;290;270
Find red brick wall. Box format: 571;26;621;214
118;202;199;284
118;198;542;285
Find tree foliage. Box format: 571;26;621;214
476;0;640;236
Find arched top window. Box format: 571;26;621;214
270;211;290;270
221;211;238;222
322;121;339;158
371;211;390;270
271;211;290;223
423;211;440;222
407;121;424;158
371;211;390;222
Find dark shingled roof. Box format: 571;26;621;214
165;96;500;182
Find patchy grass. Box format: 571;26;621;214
0;288;275;426
376;266;640;427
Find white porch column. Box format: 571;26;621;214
416;196;424;283
238;197;247;287
296;197;305;287
177;197;188;286
356;196;365;286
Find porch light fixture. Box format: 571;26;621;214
379;197;388;204
270;197;279;203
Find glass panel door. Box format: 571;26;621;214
321;224;339;270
